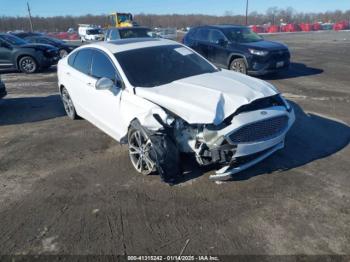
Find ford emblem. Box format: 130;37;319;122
261;111;267;115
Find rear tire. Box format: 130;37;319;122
61;87;78;120
18;56;37;74
229;58;247;74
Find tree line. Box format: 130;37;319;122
0;8;349;32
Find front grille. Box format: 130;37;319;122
228;115;289;143
270;50;290;60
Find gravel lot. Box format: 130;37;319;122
0;31;349;257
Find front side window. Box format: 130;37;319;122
91;50;117;81
72;49;93;75
209;30;226;44
115;45;217;87
224;28;262;43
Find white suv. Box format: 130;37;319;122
57;38;295;183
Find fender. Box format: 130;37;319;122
13;49;39;69
226;53;249;68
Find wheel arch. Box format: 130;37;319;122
227;53;248;69
16;54;38;70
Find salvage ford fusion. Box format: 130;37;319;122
57;38;295;184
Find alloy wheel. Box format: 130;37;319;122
128;130;156;175
61;89;75;118
20;58;36;73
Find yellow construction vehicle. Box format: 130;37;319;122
107;13;134;28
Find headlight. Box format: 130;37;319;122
249;49;269;56
165;115;175;125
280;95;292;111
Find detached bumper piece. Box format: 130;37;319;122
209;142;284;181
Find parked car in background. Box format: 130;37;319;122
183;25;290;75
0;75;6;99
11;32;42;38
57;38;295;183
20;35;77;58
0;34;59;73
78;25;104;42
104;27;154;41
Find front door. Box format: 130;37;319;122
87;49;124;140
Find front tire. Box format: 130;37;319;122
61;87;78;120
128;122;181;183
128;127;156;176
59;49;69;58
229;58;247;74
18;56;37;74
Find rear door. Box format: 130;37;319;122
0;39;14;68
208;29;230;67
191;28;210;59
67;48;94;118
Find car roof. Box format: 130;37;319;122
85;38;179;53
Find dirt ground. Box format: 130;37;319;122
0;31;349;257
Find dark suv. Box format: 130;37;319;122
0;34;59;73
183;25;290;75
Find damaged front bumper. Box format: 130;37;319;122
207;107;295;181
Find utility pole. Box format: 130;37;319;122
27;1;34;32
245;0;249;25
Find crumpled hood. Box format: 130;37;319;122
136;69;278;125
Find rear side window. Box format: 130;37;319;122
91;50;117;81
72;49;93;75
110;29;120;40
68;51;78;66
195;28;209;41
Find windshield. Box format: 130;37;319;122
115;45;217;87
224;28;262;43
0;35;27;46
118;14;132;22
87;29;101;35
119;28;152;39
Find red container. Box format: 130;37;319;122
283;24;301;32
251;25;265;33
312;23;321;31
300;23;312;31
333;21;349;31
267;25;279;33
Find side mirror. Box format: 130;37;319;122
216;39;227;46
95;77;114;90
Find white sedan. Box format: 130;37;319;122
57;38;295;183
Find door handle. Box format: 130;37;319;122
87;82;93;86
66;72;70;76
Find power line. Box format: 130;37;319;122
27;1;34;31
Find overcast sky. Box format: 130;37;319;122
1;0;349;16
